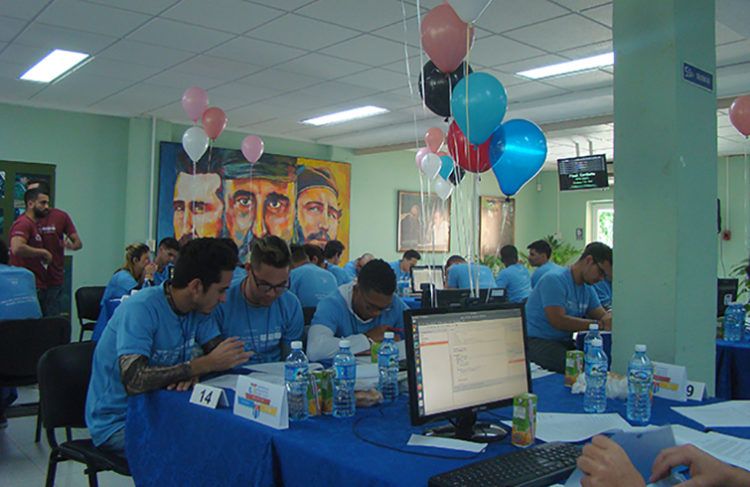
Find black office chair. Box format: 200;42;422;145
38;341;130;487
0;317;71;443
302;306;317;347
75;286;105;342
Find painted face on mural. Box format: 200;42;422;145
173;172;224;240
297;186;341;247
223;177;295;248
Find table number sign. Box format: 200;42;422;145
233;375;289;430
189;384;229;409
653;362;688;402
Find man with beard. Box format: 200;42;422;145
9;187;53;312
295;166;342;248
172;155;224;242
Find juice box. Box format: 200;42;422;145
307;369;334;415
370;341;382;363
511;392;537;447
564;350;585;387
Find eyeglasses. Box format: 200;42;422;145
248;266;289;294
593;261;608;279
356;287;392;315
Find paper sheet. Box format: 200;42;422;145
672;424;750;471
671;400;750;427
203;374;242;391
407;434;487;453
502;413;631;443
244;361;323;377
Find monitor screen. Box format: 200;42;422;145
405;305;530;426
557;154;609;191
434;289;471;308
717;278;739;317
411;266;444;293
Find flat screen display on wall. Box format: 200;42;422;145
557;154;609;191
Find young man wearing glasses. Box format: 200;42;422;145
306;259;408;361
213;235;304;364
524;242;613;374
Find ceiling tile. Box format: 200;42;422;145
296;0;404;32
371;15;420;48
481;68;529;88
476;0;569;34
717;40;750;66
0;15;27;42
321;35;405;67
506;81;568;102
226;104;279;125
237;68;324;92
162;0;283;34
172;55;262;80
127;18;234;53
208;82;282;108
89;82;180;114
498;54;568;74
338;68;409;92
505;14;611;52
84;0;180;15
245;0;317;11
275;53;369;80
13;22;118;53
0;76;46;99
243;117;302;134
580;3;611;27
31;72;133;106
76;57;162;82
207;36;305;67
99;39;195;68
560;40;612;60
542;70;612;90
295;81;372;104
147;68;226;91
0;59;24;80
0;0;49;19
37;0;150;37
716;21;744;45
470;35;546;67
246;14;360;51
0;42;49;65
552;0;611;13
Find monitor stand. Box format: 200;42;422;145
423;411;508;443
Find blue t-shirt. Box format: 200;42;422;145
524;269;602;341
0;264;42;320
213;280;303;364
312;283;407;339
531;261;563;287
327;264;352;286
447;263;496;289
92;269;138;341
593;279;612;308
231;266;247;286
85;285;220;446
389;261;409;283
495;263;531;303
290;263;338;308
343;260;357;278
153;264;173;285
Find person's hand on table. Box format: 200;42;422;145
355;389;382;407
192;337;252;374
650;444;750;487
577;435;645;487
364;325;390;343
167;376;198;391
599;312;612;331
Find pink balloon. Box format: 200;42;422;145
415;147;430;169
425;127;445;153
421;3;474;74
181;87;208;123
241;135;265;163
729;95;750;137
202;107;227;141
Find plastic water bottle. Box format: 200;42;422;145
284;341;309;421
378;332;399;402
724;303;746;342
583;322;600;355
627;344;653;425
333;339;356;418
584;337;608;414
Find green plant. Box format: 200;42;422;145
730;257;749;307
481;255;503;277
544;234;581;266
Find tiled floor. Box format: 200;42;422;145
1;386;134;487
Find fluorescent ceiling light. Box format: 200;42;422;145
517;52;614;80
20;49;90;83
302;106;389;126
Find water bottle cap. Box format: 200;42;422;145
590;338;603;346
291;341;302;350
384;331;394;339
635;344;647;352
339;339;350;348
589;323;599;331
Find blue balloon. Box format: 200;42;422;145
490;119;547;197
438;155;454;180
451;72;507;146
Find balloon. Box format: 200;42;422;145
425;127;444;153
241;135;264;163
181;126;209;163
729;95;750;136
447;121;492;173
490;119;547;197
201;107;227;140
415;147;430;170
439;154;455;180
434;177;453;201
421;3;474;74
420;153;442;179
449;0;492;23
449;165;466;185
419;61;472;118
181;87;208;123
451;72;507;145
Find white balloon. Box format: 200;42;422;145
449;0;492;23
182;126;209;162
434;177;454;201
420;153;442;179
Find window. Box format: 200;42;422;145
587;200;614;247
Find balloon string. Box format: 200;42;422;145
744;137;749;251
416;0;427;113
400;0;415;98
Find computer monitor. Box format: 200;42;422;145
411;265;444;294
434;289;471;308
717;278;739;317
405;304;531;443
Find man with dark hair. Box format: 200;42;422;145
295;166;342;247
289;244;338;308
172;155;224;241
390;249;421;291
495;245;531;303
324;240;352;285
524;242;613;373
527;239;562;288
445;255;496;289
213;235;304;364
303;243;325;267
343;252;374;278
152;237;180;285
307;259;408;361
9;188;53;311
86;238;250;456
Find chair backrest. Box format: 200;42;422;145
75;286;106;323
38;341;95;430
0;317;71;379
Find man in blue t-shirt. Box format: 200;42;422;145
495;245;531;303
85;239;252;457
593;277;612;310
214;236;304;364
527;239;563;288
390;249;421;294
343;252;374;278
445;255;496;289
524;242;613;373
289;244;338;308
323;240;352;285
307;259;407;361
152;237;179;285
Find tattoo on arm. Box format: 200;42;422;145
201;336;223;355
119;354;192;395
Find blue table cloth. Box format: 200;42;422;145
716;339;750;399
124;373;750;487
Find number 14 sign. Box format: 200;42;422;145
189;384;229;409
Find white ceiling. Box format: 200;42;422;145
0;0;748;163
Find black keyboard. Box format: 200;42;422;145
428;442;582;487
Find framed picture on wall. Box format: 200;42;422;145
479;196;515;258
397;191;450;253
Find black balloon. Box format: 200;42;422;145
449;166;466;185
419;61;473;118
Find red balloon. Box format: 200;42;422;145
202;107;227;140
447;121;491;173
421;3;474;74
729;95;750;137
